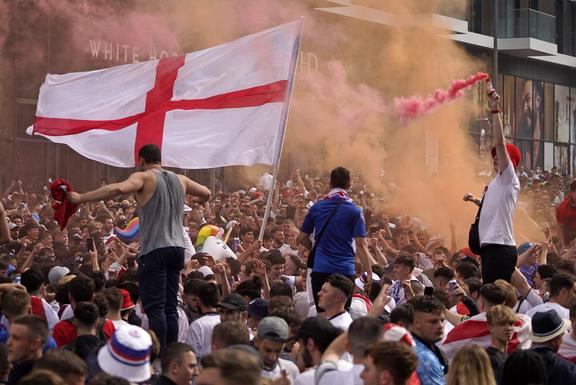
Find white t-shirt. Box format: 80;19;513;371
280;244;299;258
182;227;196;262
294;360;353;385
112;319;130;330
329;311;353;331
318;363;364;385
478;162;520;246
525;301;570;320
60;304;74;321
516;289;543;314
260;358;300;384
185;313;221;358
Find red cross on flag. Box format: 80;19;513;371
27;20;303;169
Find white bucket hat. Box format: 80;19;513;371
97;324;152;383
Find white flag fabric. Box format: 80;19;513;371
27;20;302;168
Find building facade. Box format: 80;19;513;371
1;0;575;192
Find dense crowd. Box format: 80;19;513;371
0;156;575;385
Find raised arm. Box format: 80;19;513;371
69;172;145;204
488;82;511;174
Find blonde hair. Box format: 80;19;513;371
494;279;517;308
486;304;517;326
447;345;497;385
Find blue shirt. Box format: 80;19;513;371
414;336;447;385
301;196;366;276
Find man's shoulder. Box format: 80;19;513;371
279;358;300;374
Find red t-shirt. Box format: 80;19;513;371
52;318;115;347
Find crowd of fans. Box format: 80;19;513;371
0;163;575;385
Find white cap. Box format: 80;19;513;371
198;266;214;277
48;266;70;285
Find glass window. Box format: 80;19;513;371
555;85;570;142
554;144;570;175
503;75;515;137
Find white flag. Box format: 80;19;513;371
27;20;302;169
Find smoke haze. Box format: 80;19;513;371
0;0;543;244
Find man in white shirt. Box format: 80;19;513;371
318;274;354;331
526;273;576;320
255;316;300;384
185;282;221;358
472;85;521;283
294;317;346;385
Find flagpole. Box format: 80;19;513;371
258;18;304;241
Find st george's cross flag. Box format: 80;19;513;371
27;20;302;169
442;312;532;360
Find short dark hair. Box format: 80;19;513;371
329;167;351;189
537;264;557;280
325;274;354;299
13;315;49;345
433;267;455;281
235;278;262;300
297;317;342;353
456;261;480;280
408;295;445;314
479;283;506;306
394;255;415;271
20;269;44;294
550;273;576;298
267;253;286;266
161;342;194;373
35;349;87;377
183;278;205;296
390;304;415;326
348;317;383;358
366;341;418;385
270;280;293;299
74;302;100;327
197;282;221;308
68;275;95;302
102;287;123;312
464;277;483;295
138;144;161;164
212;321;250;348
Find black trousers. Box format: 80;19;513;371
480;244;518;283
310;271;355;311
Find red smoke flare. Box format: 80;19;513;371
394;72;489;124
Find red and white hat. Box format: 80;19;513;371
97;324;152;382
382;323;415;347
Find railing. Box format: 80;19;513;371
499;8;556;43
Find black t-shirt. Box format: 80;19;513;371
485;346;507;385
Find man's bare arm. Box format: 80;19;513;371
179;176;211;203
69;173;145;204
488;84;511;174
